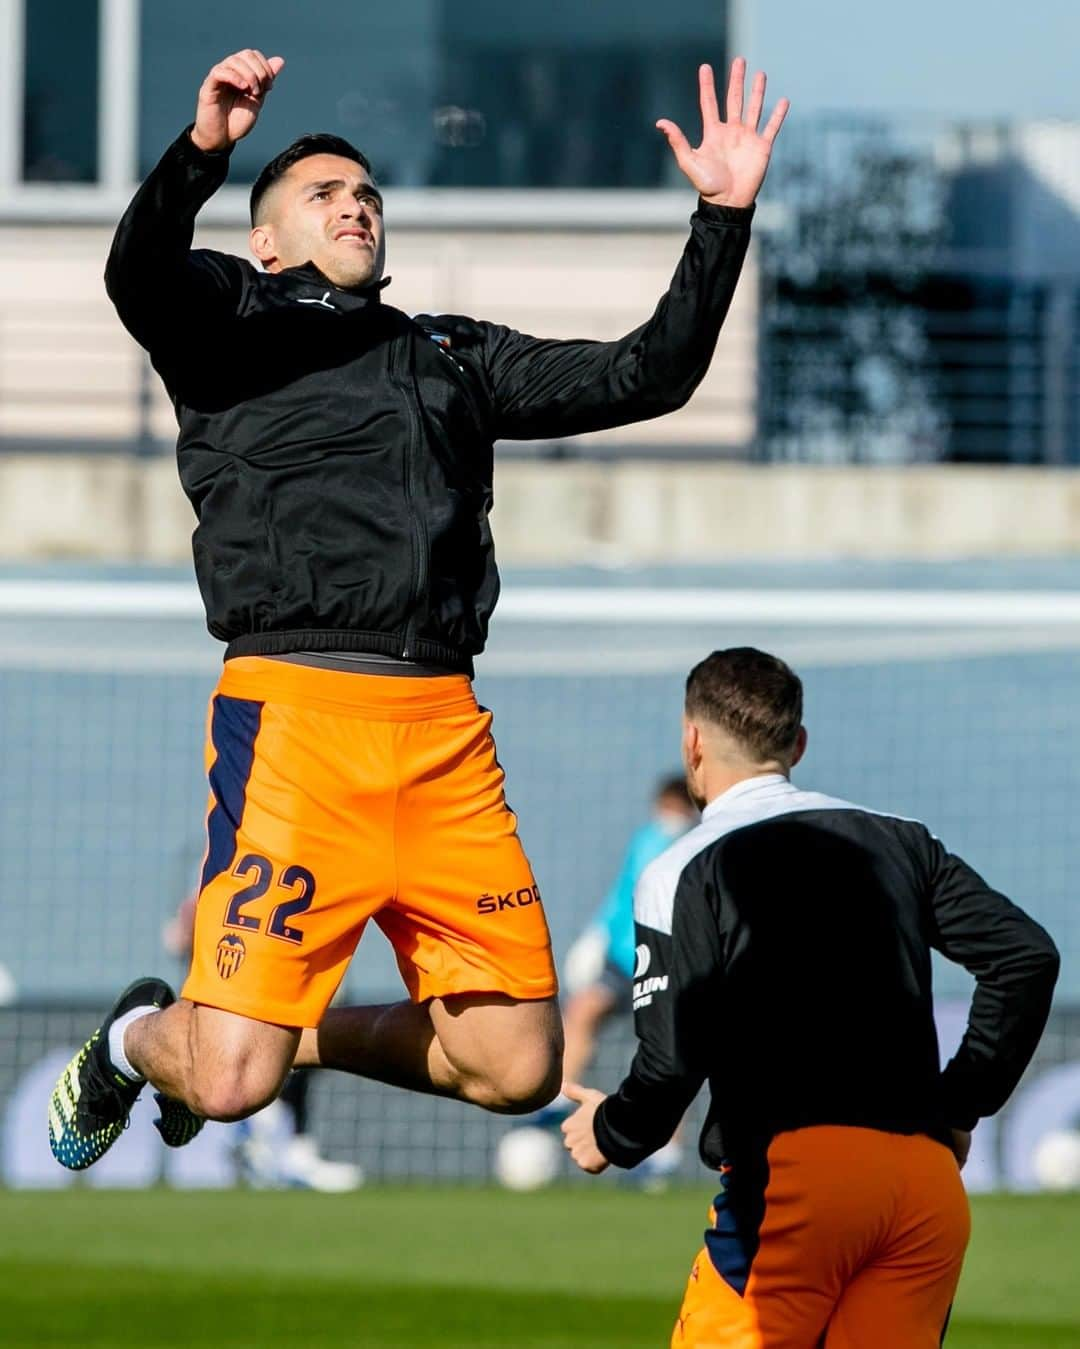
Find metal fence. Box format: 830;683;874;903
759;270;1080;465
757;114;1080;465
4;564;1080;1189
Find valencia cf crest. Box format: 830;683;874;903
216;933;246;980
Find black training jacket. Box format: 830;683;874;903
105;129;753;670
594;775;1060;1171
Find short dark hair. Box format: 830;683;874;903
250;133;375;225
685;648;803;762
654;774;693;809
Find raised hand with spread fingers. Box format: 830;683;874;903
657;58;789;208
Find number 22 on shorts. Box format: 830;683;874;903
223;853;316;945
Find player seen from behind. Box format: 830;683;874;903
562;647;1060;1348
48;51;788;1173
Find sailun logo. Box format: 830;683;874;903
633;944;668;1009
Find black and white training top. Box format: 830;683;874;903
593;774;1060;1171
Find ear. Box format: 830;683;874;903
790;725;808;769
682;716;703;770
250;223;277;267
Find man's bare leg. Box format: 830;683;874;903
295;993;563;1115
50;985;557;1174
125;1001;300;1121
48;977;299;1170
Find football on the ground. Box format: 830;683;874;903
1032;1130;1080;1191
494;1126;562;1191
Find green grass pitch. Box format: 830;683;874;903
0;1188;1077;1347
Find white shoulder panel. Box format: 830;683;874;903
632;778;920;936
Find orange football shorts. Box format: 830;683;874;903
181;657;557;1027
672;1126;970;1349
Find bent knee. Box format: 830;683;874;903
184;1005;298;1121
187;1078;279;1123
466;1052;563;1116
433;992;563;1115
187;1065;285;1122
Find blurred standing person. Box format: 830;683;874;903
532;777;696;1184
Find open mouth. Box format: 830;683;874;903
333;230;372;246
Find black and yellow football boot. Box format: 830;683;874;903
153;1091;205;1149
48;977;175;1170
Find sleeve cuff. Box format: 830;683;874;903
593;1099;655;1170
940;1079;979;1132
176;124;235;164
694;199;756;226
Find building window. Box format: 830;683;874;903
137;0;725;189
138;1;447;186
22;0;100;182
431;0;725;189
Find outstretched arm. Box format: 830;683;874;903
105;50;284;351
477;59;788;441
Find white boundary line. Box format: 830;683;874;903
496;588;1080;626
0;580;203;617
5;580;1080;626
2;629;1080;678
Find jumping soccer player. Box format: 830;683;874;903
562;648;1060;1349
48;51;789;1171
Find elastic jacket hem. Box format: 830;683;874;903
223;627;476;676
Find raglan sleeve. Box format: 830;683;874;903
105;127;247;352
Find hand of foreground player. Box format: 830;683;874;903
657;59;789;209
560;1082;610;1174
191;50;286;154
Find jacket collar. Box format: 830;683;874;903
277;261;391;312
701;773;793;821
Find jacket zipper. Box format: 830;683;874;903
392;331;427;659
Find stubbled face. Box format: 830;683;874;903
251;153;386;289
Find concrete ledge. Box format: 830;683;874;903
492;463;1080;563
0;456;139;559
4;456;1080;564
